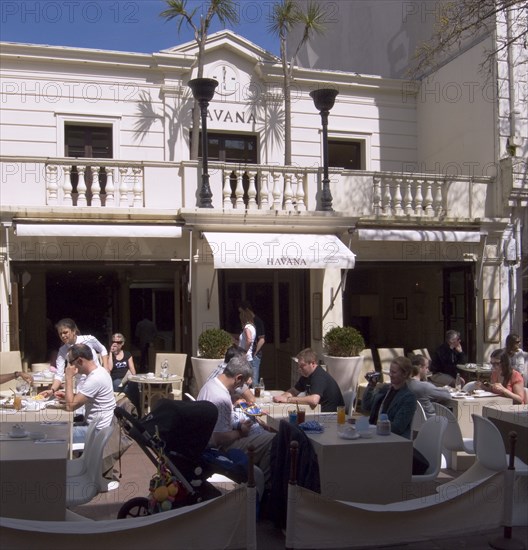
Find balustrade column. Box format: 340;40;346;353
63;166;73;206
283;173;293;210
414;179;424;216
382;177;392;216
132;167;143;207
222;171;233;209
373;176;381;216
119;167;129;207
247;170;257;210
105;168;115;207
272;172;282;210
434;179;443;216
423;179;433;216
295;173;306;211
259;172;269;210
91;167;101;207
76;165;87;206
403;178;413;215
393;178;403;215
234;170;244;208
46;165;58;205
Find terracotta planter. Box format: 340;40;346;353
191;356;222;397
323;355;364;403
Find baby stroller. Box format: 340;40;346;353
115;398;250;519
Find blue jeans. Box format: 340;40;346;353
252;355;261;385
73;424;89;444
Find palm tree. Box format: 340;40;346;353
268;1;326;166
160;0;239;160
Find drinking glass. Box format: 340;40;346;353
297;409;306;424
337;405;346;425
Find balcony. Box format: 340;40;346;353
0;156;495;222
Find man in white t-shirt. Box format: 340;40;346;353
65;343;116;443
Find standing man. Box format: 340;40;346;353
273;348;344;412
65;343;116;443
430;329;467;387
239;300;265;384
135;317;157;373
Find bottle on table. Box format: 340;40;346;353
377;413;391;435
161;360;169;379
455;373;462;391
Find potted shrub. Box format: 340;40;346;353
191;328;233;396
323;326;365;357
323;326;366;404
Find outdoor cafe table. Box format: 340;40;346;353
0;420;69;520
456;363;493;381
265;412;412;504
0;402;74;457
483;403;528;463
128;374;183;415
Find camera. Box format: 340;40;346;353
365;371;381;383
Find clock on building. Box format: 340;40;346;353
208;63;238;96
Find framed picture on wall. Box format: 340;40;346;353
393;297;407;320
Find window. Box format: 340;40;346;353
65;124;113;205
329;139;363;170
197;132;257;163
196;132;258;206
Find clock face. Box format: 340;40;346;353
208;63;238;96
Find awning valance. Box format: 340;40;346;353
202;232;355;269
357;229;481;243
15;224;182;238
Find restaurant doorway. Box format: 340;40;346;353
219;270;309;390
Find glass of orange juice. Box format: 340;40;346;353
13;394;22;411
337;405;346;425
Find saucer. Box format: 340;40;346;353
8;430;29;438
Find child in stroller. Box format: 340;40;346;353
115;398;253;518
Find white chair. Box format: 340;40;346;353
412;348;431;360
155;353;187;400
411;416;448;483
377;347;404;376
471;414;528;475
66;424;115;507
411;401;427;436
432;402;475;455
462;381;477;392
69;421;99;465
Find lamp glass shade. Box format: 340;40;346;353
310;88;339;112
188;78;218;102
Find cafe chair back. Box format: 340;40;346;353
432;402;474;455
412;348;431;360
155;353;187;400
67;421;99;477
471;414;528;475
462;381;477;392
411;416;448;483
65;423;115;508
411;401;427;436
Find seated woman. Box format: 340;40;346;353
109;333;140;411
362;356;417;439
481;349;525;404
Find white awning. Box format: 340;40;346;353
357;229;482;243
15;224;182;238
202;232;355;269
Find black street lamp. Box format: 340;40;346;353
188;78;218;208
310;88;339;212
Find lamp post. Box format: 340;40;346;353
310;88;339;212
188;78;218;208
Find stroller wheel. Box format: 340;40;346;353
117;497;150;519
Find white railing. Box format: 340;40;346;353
0;156;494;219
45;159;144;208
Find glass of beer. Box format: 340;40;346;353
337;405;346;425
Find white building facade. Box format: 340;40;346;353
1;28;525;387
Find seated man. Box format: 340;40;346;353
430;329;467;387
408;354;451;417
273;348;345;412
197;355;275;485
65;343;116;443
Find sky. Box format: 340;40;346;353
0;0;281;55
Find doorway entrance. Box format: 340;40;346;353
219;270;309;389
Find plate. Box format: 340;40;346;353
8;431;29;438
338;429;360;440
239;403;263;416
